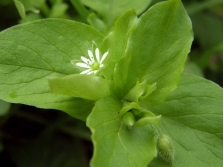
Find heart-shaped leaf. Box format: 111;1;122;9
148;74;223;166
115;0;193;105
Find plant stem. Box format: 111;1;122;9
70;0;90;21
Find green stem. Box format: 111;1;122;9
14;0;28;22
39;2;50;17
70;0;90;21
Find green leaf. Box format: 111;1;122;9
0;18;103;120
87;97;157;167
80;0;151;29
124;80;147;102
100;9;137;82
115;0;193;105
119;101;140;116
14;0;28;22
49;3;68;18
124;81;157;103
148;74;223;166
17;0;50;19
135;115;161;127
48;74;113;101
87;13;107;34
70;0;90;21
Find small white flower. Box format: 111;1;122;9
72;48;108;75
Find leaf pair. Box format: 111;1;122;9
48;0;193;114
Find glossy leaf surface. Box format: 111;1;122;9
148;74;223;166
0;19;103;120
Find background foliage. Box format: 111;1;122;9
0;0;223;166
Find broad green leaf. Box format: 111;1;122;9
100;9;137;82
115;0;193;105
48;74;113;101
148;74;223;167
87;97;157;167
0;18;103;120
80;0;151;29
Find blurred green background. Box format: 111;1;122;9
0;0;223;166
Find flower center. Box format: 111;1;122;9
91;62;100;71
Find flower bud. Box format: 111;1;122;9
121;112;135;127
157;135;174;164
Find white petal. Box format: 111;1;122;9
100;64;104;68
76;62;90;68
80;69;92;74
95;48;100;62
87;71;94;75
100;51;108;63
81;56;91;64
88;50;94;62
